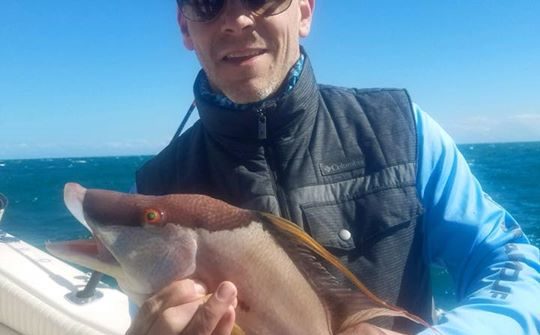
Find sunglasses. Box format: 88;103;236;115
177;0;293;22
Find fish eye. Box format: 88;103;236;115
143;208;162;225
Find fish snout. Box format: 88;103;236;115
64;182;90;231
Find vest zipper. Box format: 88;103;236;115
256;105;291;220
257;108;267;140
265;145;291;220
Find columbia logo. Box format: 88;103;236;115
319;160;365;176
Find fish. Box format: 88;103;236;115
46;183;435;335
0;193;7;223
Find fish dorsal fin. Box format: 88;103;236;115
258;212;434;334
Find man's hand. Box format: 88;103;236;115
126;279;238;335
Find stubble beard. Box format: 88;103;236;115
221;76;282;104
202;31;298;104
211;53;295;104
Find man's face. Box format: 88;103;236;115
179;0;314;104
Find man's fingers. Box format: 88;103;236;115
153;279;207;308
126;279;207;335
212;306;236;335
126;280;237;335
145;299;204;335
182;281;237;335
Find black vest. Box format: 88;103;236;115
136;55;432;332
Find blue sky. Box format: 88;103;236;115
1;1;539;159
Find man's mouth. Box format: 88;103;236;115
222;49;266;63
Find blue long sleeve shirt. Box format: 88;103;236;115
413;104;540;334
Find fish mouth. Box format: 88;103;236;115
46;183;121;277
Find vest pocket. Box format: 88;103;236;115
301;187;422;253
302;201;357;250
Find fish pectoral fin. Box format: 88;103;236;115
336;320;402;335
231;323;245;335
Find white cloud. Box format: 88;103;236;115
443;113;540;144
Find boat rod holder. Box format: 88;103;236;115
66;270;104;304
77;270;103;299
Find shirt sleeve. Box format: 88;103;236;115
413;104;540;335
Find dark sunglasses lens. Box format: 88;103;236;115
247;0;292;16
180;0;225;22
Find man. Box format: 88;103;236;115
128;0;540;334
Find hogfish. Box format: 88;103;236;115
47;183;434;335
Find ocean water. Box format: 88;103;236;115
1;142;539;309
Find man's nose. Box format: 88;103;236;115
219;0;255;34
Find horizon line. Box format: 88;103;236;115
1;139;539;162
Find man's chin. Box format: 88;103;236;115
221;81;279;104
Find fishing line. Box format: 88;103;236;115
170;100;196;145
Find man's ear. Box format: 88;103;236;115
177;10;194;50
299;0;314;37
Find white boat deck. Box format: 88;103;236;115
0;323;20;335
0;230;131;335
